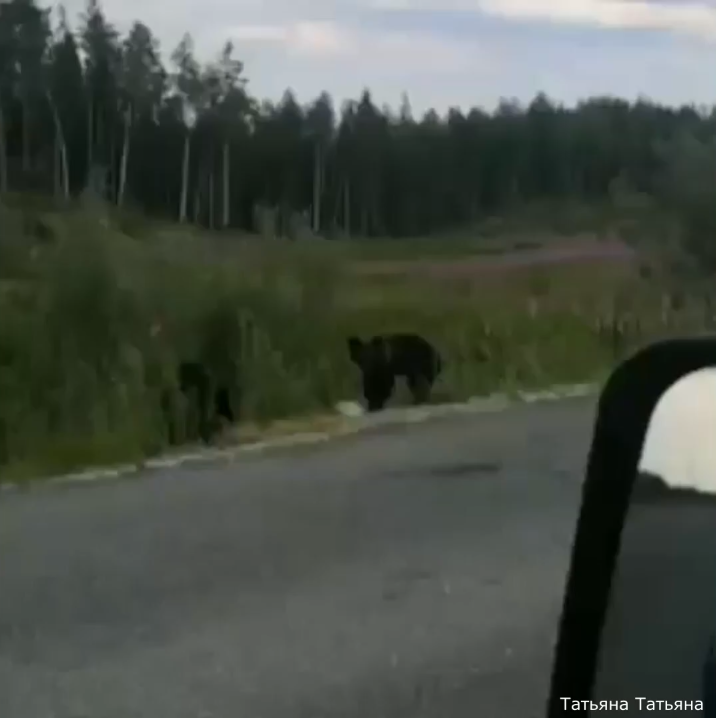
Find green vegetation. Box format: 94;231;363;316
0;199;709;481
1;0;716;480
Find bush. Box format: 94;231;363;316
0;205;705;481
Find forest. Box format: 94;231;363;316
1;0;715;240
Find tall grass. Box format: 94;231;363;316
0;202;705;480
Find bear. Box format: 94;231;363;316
162;361;236;445
347;333;443;412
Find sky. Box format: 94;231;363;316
55;0;716;115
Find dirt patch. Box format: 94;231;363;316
223;413;355;445
351;239;635;279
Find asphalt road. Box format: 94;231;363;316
0;396;596;718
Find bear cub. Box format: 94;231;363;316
163;361;236;445
347;333;443;412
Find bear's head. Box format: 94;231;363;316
347;335;392;371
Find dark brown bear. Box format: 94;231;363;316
347;333;443;412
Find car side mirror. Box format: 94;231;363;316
547;337;716;716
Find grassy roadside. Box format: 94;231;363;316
0;200;705;483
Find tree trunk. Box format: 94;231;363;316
209;168;215;230
312;142;323;234
117;107;132;208
343;178;351;237
87;100;94;171
20;95;31;174
192;183;201;224
0;104;8;194
54;130;60;197
193;167;207;225
47;91;70;201
179;131;191;222
221;141;230;228
330;175;343;234
96;109;104;166
108;129;117;202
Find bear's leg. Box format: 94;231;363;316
160;388;179;445
215;387;235;425
177;362;213;443
364;374;395;412
212;386;235;438
407;372;433;405
196;389;214;444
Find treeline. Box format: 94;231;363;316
1;0;715;238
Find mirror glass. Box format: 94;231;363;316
588;367;716;716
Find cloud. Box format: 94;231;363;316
479;0;716;41
227;20;489;72
230;21;355;58
371;0;716;43
228;25;289;43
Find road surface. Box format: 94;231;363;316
0;396;596;718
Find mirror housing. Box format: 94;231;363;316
548;337;716;716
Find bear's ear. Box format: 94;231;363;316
347;336;364;365
369;335;391;364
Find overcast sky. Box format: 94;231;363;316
55;0;716;115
